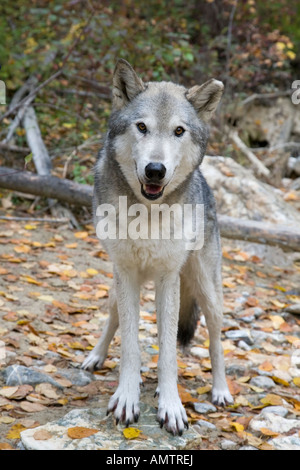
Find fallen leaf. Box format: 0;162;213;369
123;427;141;440
67;426;98;439
0;416;15;424
293;377;300;388
260;427;280;438
230;421;244;432
86;268;99;276
33;429;52;440
227;379;242;396
6;423;27;439
74;231;89;239
35;383;59;400
0;442;14;450
260;394;283;406
196;385;212;395
0;387;19;398
20;401;46;413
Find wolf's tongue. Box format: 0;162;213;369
145;184;162;195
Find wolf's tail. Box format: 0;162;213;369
177;293;200;347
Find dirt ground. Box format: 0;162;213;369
0;217;299;450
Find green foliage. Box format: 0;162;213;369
0;0;298;188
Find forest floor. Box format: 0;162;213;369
0;216;300;450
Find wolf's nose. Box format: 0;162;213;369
145;162;166;181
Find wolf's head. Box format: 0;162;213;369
108;59;223;202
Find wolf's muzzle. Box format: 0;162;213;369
141;162;166;200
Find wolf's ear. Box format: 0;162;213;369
186;79;224;122
112;59;145;109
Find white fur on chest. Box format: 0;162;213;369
105;237;188;278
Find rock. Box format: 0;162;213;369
237;341;252;351
202;156;300;227
193;402;217;414
285;304;300;315
225;329;253;345
239;445;259;450
53;368;94;386
249;412;300;434
194;419;217;435
226;363;248;377
20;403;199;450
2;365;95;388
2;365;64;389
260;406;289;418
221;439;238;450
270;434;300;451
190;347;210;359
250;376;275;390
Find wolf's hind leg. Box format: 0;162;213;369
82;286;118;371
185;250;233;406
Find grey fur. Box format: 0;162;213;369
83;59;233;435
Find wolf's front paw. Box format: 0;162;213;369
212;387;233;406
156;390;189;436
107;384;140;426
81;350;105;371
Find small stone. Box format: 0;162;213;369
261;406;289;418
250;412;300;434
284;304;300;315
250;376;275;390
238;340;252;351
194;419;217;435
190;347;209;359
239;445;259;450
221;439;238;450
2;365;64;389
225;329;253;345
193;402;217;414
54;368;94;386
270;434;300;451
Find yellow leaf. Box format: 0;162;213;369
196;385;212;395
293;377;300;388
20;275;43;286
260;394;283;406
275;41;286;51
286;50;296;60
24;224;37;230
62;123;75;129
6;424;26;439
123;427;141;440
74;231;89;239
86;268;99;276
270;299;286;308
67;426;98;439
230;422;244;432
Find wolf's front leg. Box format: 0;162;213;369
107;268;141;425
155;273;189;435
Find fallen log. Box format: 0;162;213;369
0;166;299;252
217;215;300;253
0;167;92;208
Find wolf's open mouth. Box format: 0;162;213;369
141;183;164;200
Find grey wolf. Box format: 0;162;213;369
82;59;233;435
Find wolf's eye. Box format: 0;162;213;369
137;122;147;133
175;126;185;137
